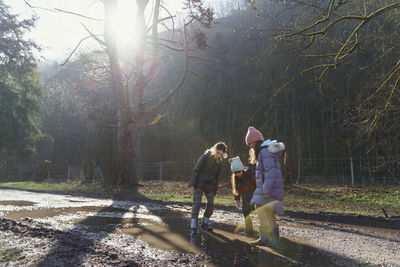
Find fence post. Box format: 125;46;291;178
296;158;301;184
97;166;104;181
67;166;71;180
159;162;163;180
350;157;354;186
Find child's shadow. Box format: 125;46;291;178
194;225;360;267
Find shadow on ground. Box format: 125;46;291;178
1;187;368;266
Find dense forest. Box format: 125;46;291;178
1;0;399;185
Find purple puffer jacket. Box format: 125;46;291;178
250;140;285;213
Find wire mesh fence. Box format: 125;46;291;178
1;157;399;186
136;161;235;184
0;161;105;183
296;157;400;186
136;162;194;181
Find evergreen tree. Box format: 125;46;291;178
0;1;43;159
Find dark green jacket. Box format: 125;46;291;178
189;151;222;193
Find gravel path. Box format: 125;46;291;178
1;189;399;266
0;218;208;266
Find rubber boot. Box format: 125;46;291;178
249;224;271;246
190;218;197;235
201;217;213;232
239;217;255;237
268;226;280;249
249;236;268;246
274;226;280;239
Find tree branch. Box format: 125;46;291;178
188;70;207;80
273;63;338;98
144;26;189;114
276;0;336;39
160;4;175;40
151;0;161;57
82;23;106;47
306;15;365;37
137;114;164;128
361;63;400;105
158;43;185;51
367;71;400;135
23;0;103;21
60;36;91;66
188;55;220;63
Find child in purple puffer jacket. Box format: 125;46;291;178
245;126;285;247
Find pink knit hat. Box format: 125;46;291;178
245;126;264;145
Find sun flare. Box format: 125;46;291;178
109;1;139;49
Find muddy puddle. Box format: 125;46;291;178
3;206;342;266
2;188;398;266
0;200;36;206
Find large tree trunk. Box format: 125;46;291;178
103;0;192;186
104;0;134;186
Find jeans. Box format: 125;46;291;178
191;187;215;219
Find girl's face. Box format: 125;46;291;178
234;170;243;178
213;150;224;160
249;141;257;149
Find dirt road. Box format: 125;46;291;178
0;188;399;266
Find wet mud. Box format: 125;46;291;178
1;188;400;266
0;200;36;207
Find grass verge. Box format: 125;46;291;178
0;180;398;217
283;185;400;216
0;180;107;194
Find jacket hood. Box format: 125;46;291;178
265;141;285;153
261;139;277;147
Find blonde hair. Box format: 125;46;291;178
249;148;257;165
231;173;239;196
207;142;228;159
249;140;263;164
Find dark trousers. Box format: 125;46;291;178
191;187;215;219
241;190;254;218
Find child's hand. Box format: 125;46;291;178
264;194;270;198
191;186;195;193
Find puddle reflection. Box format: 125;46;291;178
0;189;368;266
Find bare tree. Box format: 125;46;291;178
261;0;400;135
26;0;214;186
